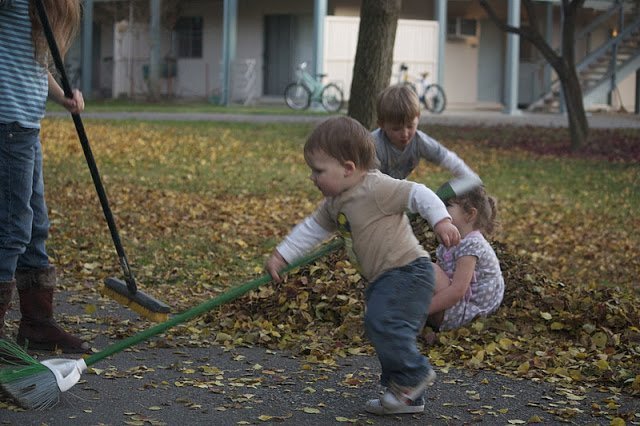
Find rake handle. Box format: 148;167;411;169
84;239;344;366
33;0;137;294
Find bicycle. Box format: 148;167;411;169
284;62;344;112
397;63;447;114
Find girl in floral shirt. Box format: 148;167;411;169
428;186;504;331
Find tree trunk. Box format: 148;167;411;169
561;66;589;150
348;0;401;129
478;0;589;150
559;1;589;150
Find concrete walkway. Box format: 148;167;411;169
48;109;640;129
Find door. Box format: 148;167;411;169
263;15;295;96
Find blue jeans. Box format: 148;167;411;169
0;122;50;281
364;257;434;388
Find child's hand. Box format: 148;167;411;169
434;219;460;248
265;250;288;283
62;89;85;114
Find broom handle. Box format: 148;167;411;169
34;0;138;294
84;239;344;366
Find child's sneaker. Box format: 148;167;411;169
381;368;436;409
365;393;425;415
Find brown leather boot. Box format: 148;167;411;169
16;266;90;353
0;280;16;339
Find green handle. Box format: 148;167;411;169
85;239;344;366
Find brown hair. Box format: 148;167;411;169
452;186;499;235
376;83;421;125
304;116;376;171
30;0;82;66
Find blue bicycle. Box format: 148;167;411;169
284;62;344;112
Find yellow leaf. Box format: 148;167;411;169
540;312;552;320
565;393;586;401
596;359;610;371
591;332;608;348
517;361;530;374
498;338;513;350
215;332;232;342
550;322;563;330
258;415;273;421
303;407;320;414
610;418;626;426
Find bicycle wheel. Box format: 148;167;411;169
422;84;446;114
320;83;343;112
284;83;311;110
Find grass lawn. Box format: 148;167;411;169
40;117;640;396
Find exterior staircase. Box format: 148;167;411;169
528;1;640;112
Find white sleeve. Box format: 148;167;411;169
276;216;333;264
407;183;451;228
439;150;481;181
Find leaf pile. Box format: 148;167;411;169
25;119;639;401
210;217;640;396
206;246;368;362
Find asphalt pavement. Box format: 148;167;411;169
1;288;639;426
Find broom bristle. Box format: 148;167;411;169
0;367;59;410
100;285;170;322
0;338;38;366
0;339;60;410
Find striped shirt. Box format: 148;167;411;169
0;0;48;129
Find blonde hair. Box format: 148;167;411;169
452;186;499;235
304;116;377;171
30;0;82;66
376;84;421;125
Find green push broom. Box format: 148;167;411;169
0;239;344;410
33;0;169;322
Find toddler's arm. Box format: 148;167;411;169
417;131;480;181
439;150;481;182
408;183;460;247
429;255;477;314
265;216;332;282
433;218;460;248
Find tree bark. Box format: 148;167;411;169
479;0;588;149
348;0;401;129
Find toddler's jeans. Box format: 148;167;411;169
364;256;434;388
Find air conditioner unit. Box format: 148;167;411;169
447;17;479;40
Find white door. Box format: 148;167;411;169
323;17;439;100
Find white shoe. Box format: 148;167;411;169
365;394;425;415
382;368;436;407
